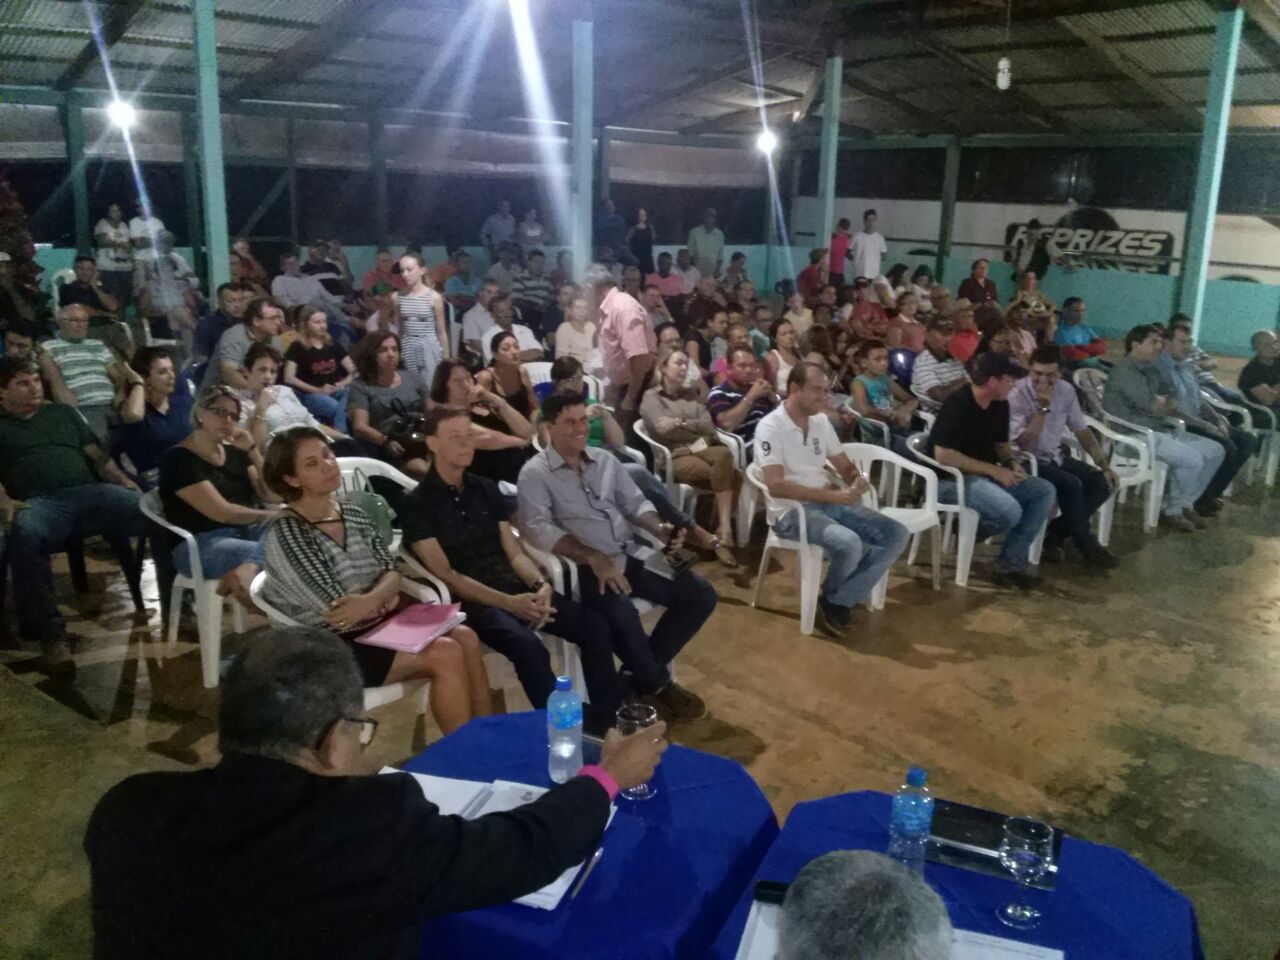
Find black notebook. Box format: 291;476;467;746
926;798;1064;891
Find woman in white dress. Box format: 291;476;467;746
392;253;448;389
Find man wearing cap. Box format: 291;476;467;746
910;316;969;412
930;353;1056;589
957;258;998;306
1010;345;1119;570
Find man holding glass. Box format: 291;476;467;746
85;627;666;960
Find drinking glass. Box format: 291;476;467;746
996;816;1054;929
614;703;659;801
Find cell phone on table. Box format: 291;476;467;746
753;879;789;905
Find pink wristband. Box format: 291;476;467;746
576;764;619;802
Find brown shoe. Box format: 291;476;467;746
654;681;707;720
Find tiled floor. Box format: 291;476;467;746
3;478;1279;958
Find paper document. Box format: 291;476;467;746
732;910;1064;960
378;768;488;817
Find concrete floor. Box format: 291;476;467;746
2;479;1278;959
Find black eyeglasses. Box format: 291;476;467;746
315;714;379;751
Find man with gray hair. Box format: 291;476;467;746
779;850;952;960
85;626;667;960
585;261;656;428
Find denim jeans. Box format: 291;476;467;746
576;556;717;694
1153;432;1224;514
171;525;265;579
1038;456;1111;549
774;502;910;608
939;476;1056;573
6;483;148;645
622;462;695;528
298;388;349;432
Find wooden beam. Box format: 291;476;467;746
55;0;147;90
912;38;1070;132
679;99;804;136
795;51;961;133
605;53;793;125
1055;16;1203;128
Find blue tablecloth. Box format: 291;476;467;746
710;791;1204;960
405;712;779;960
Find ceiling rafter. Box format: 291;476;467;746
605;53;795;126
54;0;145;90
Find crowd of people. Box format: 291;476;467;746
2;196;1272;960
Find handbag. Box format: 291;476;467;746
341;467;396;546
378;398;429;460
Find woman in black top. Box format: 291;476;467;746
627;207;655;276
430;359;533;484
158;385;279;606
283;305;355;431
476;330;537;419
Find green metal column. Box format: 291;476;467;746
1176;4;1244;337
369;112;388;248
59;92;90;252
180;112;206;282
192;0;230;291
816;56;842;248
935;139;960;284
570;18;593;278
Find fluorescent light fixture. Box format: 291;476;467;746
756;128;779;154
106;99;137;129
996;57;1012;91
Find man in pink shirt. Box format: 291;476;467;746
829;218;851;285
587;263;656;428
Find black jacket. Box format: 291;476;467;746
84;752;610;959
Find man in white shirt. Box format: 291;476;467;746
482;294;543;363
687;208;725;280
479;200;516;257
485;244;519;295
127;199;164;262
462;280;500;358
673;248;701;295
849;208;888;282
754;362;909;635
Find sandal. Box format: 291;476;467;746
711;535;739;568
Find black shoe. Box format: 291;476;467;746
1193;497;1223;518
1081;544;1120;571
816;598;851;637
653;681;707;721
992;569;1040;591
1039;540;1065;563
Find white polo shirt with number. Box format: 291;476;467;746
753;406;842;522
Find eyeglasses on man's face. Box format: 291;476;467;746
315;714;379;751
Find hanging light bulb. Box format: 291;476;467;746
997;56;1012;91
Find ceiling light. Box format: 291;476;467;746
106;99;136;130
756;128;778;155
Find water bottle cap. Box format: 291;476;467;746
554;676;572;692
905;766;927;787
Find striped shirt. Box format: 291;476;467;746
261;502;394;631
397;289;444;382
42;338;116;406
910;349;968;410
512;270;555;310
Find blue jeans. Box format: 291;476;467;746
623;462;695;528
774;503;910;608
939;476;1056;573
6;484;148;645
171;525;265;579
298;388;349;432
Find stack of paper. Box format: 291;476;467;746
380;770;613;911
733;902;1064;960
356;604;466;653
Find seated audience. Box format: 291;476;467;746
283;305;355;431
885;291;925;352
709;320;753;384
1239;330;1280;414
195;282;250;361
957;257;998;305
443;251;481;312
158;385;278;606
230;237;269;292
1104;325;1224;532
360;248;405;296
641;350;741;551
645;251;684;299
909;265;934;303
204;296;285;391
300;240;351;301
1009;345;1119;569
718;251;749;294
542;281;576;345
1008;269;1054;316
1003;303;1038;364
685;306;726;375
0;356;146;673
846;278;889;339
849;339;918;455
240;344;362;457
708;344;779;447
778;850;951;960
656;323;707;399
764;318;802;396
478;330;538;416
260;426;487;734
910;315;969;411
728;279;758;317
672;247;700;294
755;362;909;635
347;333;431;479
2;318;38;362
116;346;193;489
642;284;673;329
1157;321;1253;514
461;280;499;358
974;319;1015;360
554;292;595;366
930;353;1057;589
519;392;716;720
404;406;626;711
1054;297;1107;365
432;358;534;485
685;274;725;332
485;243;519;295
946;299;979;362
781;291;814;340
482;295;543;364
58;254;128;357
85;625;665;959
135;231;199;353
927;283;950;317
271;250;345;320
40;304;141;441
511;249;555;337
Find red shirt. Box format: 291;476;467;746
797;265;823;300
829;231;850;276
958;277;998;305
645;271;685;298
949;329;980;363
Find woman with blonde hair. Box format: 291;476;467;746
283;304;355;430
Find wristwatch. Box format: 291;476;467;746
529;578;547;591
1036;403;1051;415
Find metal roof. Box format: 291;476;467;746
0;0;1278;142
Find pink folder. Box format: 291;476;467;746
353;603;465;654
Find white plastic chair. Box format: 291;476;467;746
1200;389;1269;488
337;456;417;551
1238;397;1279;486
745;463;826;634
523;361;554;388
139;489;246;689
1061;416;1151;546
716;428;757;546
249;570;431;713
632;419;710;519
49;267;76;310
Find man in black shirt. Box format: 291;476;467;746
300;240;350;300
930;352;1056;589
1240;330;1280;416
85;626;666;960
58;255;131;359
403;405;625;712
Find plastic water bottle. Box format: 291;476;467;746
887;766;934;875
546;676;583;784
